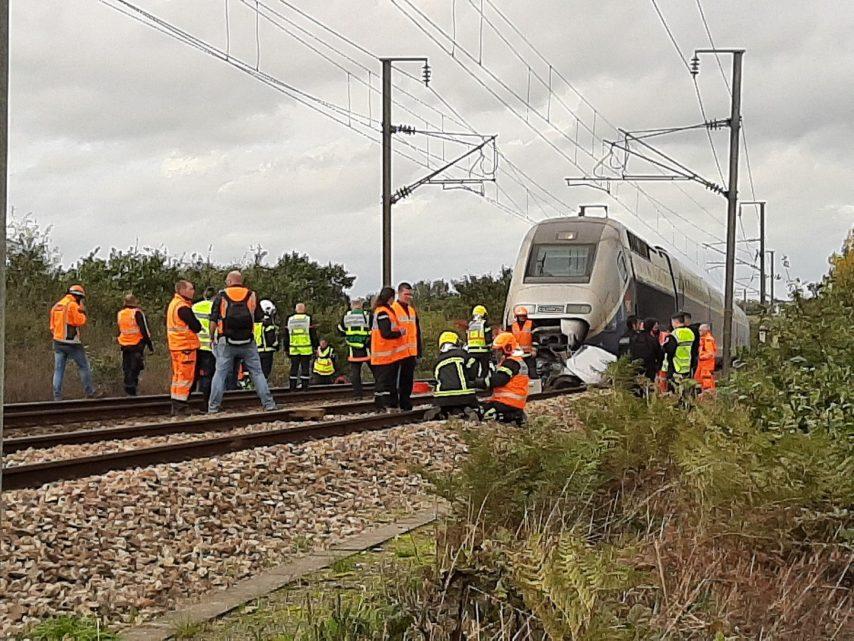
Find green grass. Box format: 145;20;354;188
28;616;118;641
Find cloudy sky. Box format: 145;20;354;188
9;0;853;296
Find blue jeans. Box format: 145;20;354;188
208;339;276;412
53;342;95;400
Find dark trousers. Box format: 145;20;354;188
523;355;537;379
313;373;334;385
121;347;145;396
482;400;526;425
349;361;369;398
289;354;311;390
373;361;400;410
470;351;492;378
397;356;417;411
259;351;274;379
195;349;216;404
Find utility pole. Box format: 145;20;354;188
767;249;775;307
380;56;429;288
0;0;8;535
693;48;744;377
740;200;766;305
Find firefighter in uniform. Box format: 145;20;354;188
466;305;494;378
479;332;530;426
312;338;337;385
338;299;371;398
284;302;317;390
50;284;96;400
255;299;280;379
425;331;480;421
508;305;536;378
166;280;202;416
116;293;153;396
192;287;216;404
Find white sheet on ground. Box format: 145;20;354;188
564;345;616;385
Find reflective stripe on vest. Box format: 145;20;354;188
287;314;312;355
370;305;409;365
434;356;474;397
167;294;201;351
512;320;534;355
254;322;279;352
117;307;144;347
342;310;370;348
313;346;335;375
672;326;695;375
466;319;488;352
391;301;418;358
192;300;213;351
489;356;529;409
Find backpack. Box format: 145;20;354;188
219;289;256;344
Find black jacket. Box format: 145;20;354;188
630;332;662;381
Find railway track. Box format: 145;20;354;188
3;383;374;428
3;388;583;491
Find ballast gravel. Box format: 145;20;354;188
0;394;582;637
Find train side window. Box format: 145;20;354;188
627;231;651;261
617;252;628;282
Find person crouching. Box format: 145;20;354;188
479;332;529;426
424;331;480;421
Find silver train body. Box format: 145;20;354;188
504;216;749;380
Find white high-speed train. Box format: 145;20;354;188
504;214;750;385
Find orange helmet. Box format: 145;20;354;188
492;332;519;355
68;284;86;297
513;305;528;317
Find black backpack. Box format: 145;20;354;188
220;289;256;344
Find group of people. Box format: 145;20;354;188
619;310;718;394
48;277;536;424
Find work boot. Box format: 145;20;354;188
171;400;190;417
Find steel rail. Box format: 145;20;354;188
3;388;583;490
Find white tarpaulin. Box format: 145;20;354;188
564;345;616;385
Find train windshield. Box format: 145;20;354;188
525;244;595;282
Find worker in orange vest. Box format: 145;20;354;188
391;282;421;411
508;305;536;378
479;332;529;426
370;286;409;410
50;284;96;400
166;280;203;416
116;293;154;396
695;323;718;392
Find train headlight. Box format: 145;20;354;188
565;304;592;314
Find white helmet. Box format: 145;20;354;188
260;299;276;316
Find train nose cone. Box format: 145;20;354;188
560;319;588;349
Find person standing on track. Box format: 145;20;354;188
166;280;202;416
207;271;277;413
466;305;494;379
391;282;422;412
255;299;281;379
116;293;153;396
192;287;217;406
50;284;96;400
338;298;371;399
370;286;408;410
508;305;536;378
283;302;317;391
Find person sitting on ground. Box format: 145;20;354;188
424;331;480;421
478;332;530;426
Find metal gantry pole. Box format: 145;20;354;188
768;250;775;307
721;51;744;377
759;202;766;305
0;0;8;537
381;59;392;288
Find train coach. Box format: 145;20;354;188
503;213;750;386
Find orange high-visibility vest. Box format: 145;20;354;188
489;355;529;409
50;294;86;343
391;301;418;358
117;307;144;347
370;304;409;365
167;294;200;351
511;319;534;355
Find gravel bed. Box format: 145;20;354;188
0;394;584;637
3;413;378;467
